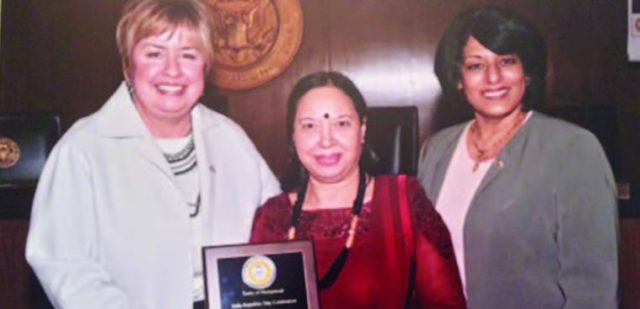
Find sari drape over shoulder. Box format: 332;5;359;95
251;175;465;309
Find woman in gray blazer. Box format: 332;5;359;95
418;7;618;309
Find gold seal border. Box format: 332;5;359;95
0;137;21;169
241;255;277;290
210;0;304;90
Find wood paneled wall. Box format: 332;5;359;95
621;219;640;309
1;1;638;308
1;0;637;180
0;221;29;308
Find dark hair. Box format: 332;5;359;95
281;71;379;192
434;7;547;110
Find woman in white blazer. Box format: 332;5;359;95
25;1;280;308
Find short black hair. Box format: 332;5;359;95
281;71;378;192
434;7;547;109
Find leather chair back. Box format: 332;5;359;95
366;106;419;176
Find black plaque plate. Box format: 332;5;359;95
203;240;319;309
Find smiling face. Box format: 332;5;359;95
459;36;527;120
293;86;366;184
128;25;206;133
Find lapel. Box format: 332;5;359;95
431;124;467;201
191;105;222;244
93;82;174;181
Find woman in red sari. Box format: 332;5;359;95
250;71;465;308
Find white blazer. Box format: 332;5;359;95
25;83;281;309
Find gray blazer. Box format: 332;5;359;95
418;112;618;309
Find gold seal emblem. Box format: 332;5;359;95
208;0;303;90
241;255;277;289
0;137;21;169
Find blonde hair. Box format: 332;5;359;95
116;0;215;78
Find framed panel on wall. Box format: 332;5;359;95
629;0;640;60
0;0;2;53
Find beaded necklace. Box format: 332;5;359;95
469;111;525;172
288;170;367;290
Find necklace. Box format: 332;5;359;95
188;193;201;218
288;170;367;290
469;112;525;172
162;136;195;163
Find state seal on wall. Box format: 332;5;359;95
0;138;20;169
207;0;304;90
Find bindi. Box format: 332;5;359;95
323;113;330;119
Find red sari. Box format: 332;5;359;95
250;176;466;308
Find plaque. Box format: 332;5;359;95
207;0;304;90
203;240;319;309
